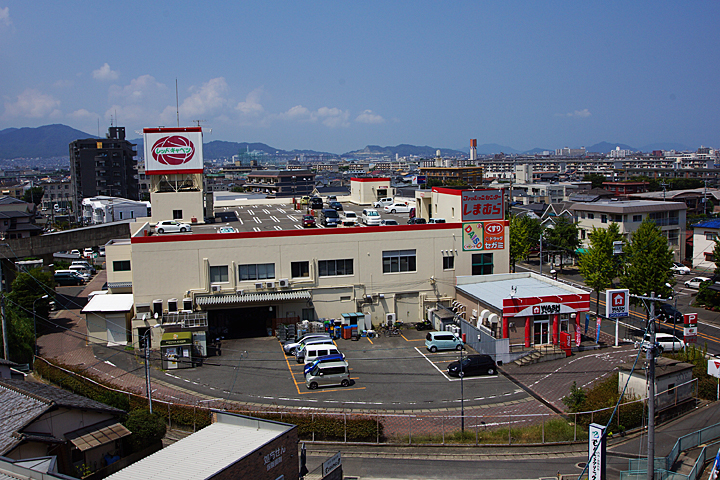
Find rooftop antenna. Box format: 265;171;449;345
176;78;180;127
192;119;206;127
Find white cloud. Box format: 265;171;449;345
93;63;119;81
68;109;97;120
556;109;591;118
109;75;167;103
355;109;385;124
180;77;229;118
236;87;265;116
0;7;10;27
3;89;61;119
53;79;74;88
315;107;350;128
278;105;311;120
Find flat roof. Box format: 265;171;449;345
569;200;686;214
456;273;588;312
81;294;134;313
106;412;294;480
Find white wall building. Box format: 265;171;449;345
81;196;149;224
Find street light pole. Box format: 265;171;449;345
143;325;161;413
32;294;49;360
460;345;464;433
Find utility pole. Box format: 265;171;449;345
539;231;543;276
631;291;658;480
0;261;8;361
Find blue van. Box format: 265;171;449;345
425;331;464;353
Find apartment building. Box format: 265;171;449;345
570;200;686;260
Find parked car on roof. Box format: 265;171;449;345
320;209;340;227
383;203;412;214
217;226;238;233
428;218;446;224
341;211;358;226
155;220;192;234
302;215;316;228
684;277;710;289
329;201;343;211
408;217;427;224
373;197;394;208
380;219;399;226
361;208;382;226
671;262;691;275
54;270;85;286
71;260;96;275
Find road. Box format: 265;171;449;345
516;262;720;356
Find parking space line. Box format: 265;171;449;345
253;217;261;223
253;227;261;232
294;225;303;229
274;226;282;230
247;210;254;215
366;336;373;345
401;333;424;342
280;343;303;394
263;209;271;214
415;346;452;380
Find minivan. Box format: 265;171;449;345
69;264;92;279
283;333;332;355
295;338;337;363
301;343;341;365
310;197;323;210
54;270;85;286
425;331;464;352
320;208;340;227
305;360;350;390
304;353;346;376
71;260;96;275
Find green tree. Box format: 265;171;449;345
22;186;44;206
620;219;674;301
509;215;541;273
124;409;167;453
578;223;622;314
543;216;580;273
583;174;607;189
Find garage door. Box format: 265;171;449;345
106;314;127;346
208;306;272;339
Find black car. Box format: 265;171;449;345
329;201;343;211
310;197;323;210
657;303;683;323
408;218;427;224
447;354;497;377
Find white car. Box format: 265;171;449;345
373;197;394;208
638;333;685;353
428;218;446;224
671;262;691;275
684;277;710;289
361;209;382;226
383;203;412;214
341;211;359;226
155;220;192;234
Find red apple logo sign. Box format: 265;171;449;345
152;135;195;165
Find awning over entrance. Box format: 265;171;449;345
66;422;131;451
196;290;311;307
161;331;192;346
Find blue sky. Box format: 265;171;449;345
1;1;718;154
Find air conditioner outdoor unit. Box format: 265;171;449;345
210;285;221;293
255;282;263;290
386;313;396;323
266;281;275;289
236;289;244;295
278;278;289;288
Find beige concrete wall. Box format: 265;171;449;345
350;179;393;205
105;240;133;285
126;225;509;323
150;191;204;224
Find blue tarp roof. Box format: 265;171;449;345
692;219;720;229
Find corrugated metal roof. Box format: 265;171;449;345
196;290;311;306
105;417;292;480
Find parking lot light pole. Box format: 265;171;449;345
33;294;49;359
460;346;465;433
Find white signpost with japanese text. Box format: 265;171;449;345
606;289;629;347
588;423;607;480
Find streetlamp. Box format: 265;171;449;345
33;294;49;359
143;324;162;413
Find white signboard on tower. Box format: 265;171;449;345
606;289;629;319
708;359;720;379
143;127;204;175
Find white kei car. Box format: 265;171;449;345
155;220;192;234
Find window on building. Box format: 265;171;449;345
667;230;679;246
318;259;354;277
705;232;718;241
112;260;131;272
705;252;715;262
382;250;417;273
667;383;675;397
238;263;275;281
471;253;494;275
587;213;594;220
210;265;229;283
301;308;316;321
291;261;310;278
601;214;608;224
443;256;454;270
172;209;182;220
580;229;586;240
633;214;642;222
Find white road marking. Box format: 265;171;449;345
263;209;271;214
253;217;261;223
274;226;282;230
253;227;261;232
269;216;280;223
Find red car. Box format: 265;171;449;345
302;215;316;228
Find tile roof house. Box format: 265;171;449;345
0;379;130;477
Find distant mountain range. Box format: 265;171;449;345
0;124;96;159
0;124;699;161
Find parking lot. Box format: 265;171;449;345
159;327;528;410
156;200;416;236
